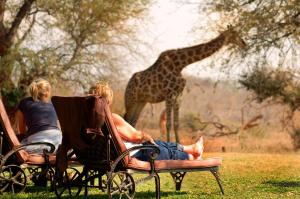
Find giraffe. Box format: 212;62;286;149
159;108;167;139
124;27;246;143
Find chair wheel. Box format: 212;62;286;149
54;167;82;198
0;165;27;193
108;171;135;199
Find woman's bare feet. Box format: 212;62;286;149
183;137;204;160
193;137;204;160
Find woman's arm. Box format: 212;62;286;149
16;110;26;135
112;113;155;144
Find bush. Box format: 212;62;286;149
181;113;207;131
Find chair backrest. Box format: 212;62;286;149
52;96;129;168
102;100;129;164
0;98;28;163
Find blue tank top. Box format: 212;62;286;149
18;97;59;136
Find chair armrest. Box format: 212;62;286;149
107;145;160;180
0;142;55;168
122;145;160;160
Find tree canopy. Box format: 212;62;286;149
0;0;150;109
200;1;300;111
203;0;300;68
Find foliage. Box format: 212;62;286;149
0;0;151;109
203;0;300;70
201;0;300;147
182;113;207;131
239;66;300;111
239;67;300;109
239;66;300;149
0;87;26;108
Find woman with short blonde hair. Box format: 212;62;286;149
16;78;62;154
28;78;51;102
89;81;113;105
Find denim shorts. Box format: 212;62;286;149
133;140;189;161
21;129;62;154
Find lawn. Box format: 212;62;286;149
2;152;300;198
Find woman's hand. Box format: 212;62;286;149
141;131;157;145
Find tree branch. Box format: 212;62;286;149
0;0;5;22
15;13;36;48
0;0;7;37
6;0;35;44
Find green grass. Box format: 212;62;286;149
2;152;300;198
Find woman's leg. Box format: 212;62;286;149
154;140;182;150
133;142;171;161
133;140;189;161
182;137;204;160
133;138;203;161
153;139;204;160
153;140;189;160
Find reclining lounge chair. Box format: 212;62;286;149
52;96;224;199
0;98;56;194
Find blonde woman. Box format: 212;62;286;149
16;78;62;154
90;81;204;161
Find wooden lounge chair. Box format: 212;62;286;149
52;96;224;199
0;98;56;194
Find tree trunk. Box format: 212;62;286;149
0;0;36;56
0;0;36;111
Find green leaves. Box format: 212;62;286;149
1;87;26;108
205;0;300;69
239;67;300;111
0;0;151;105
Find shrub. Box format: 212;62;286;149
181;113;207;131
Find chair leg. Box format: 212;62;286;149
49;167;54;191
154;173;160;199
170;172;186;191
83;168;88;199
210;168;224;194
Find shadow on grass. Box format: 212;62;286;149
264;180;300;188
259;180;300;194
2;186;188;199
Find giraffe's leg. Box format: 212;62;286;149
159;109;167;141
165;100;173;142
173;100;180;143
124;102;146;127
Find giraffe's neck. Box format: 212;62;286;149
165;34;226;73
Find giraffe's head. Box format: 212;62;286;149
221;26;247;49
